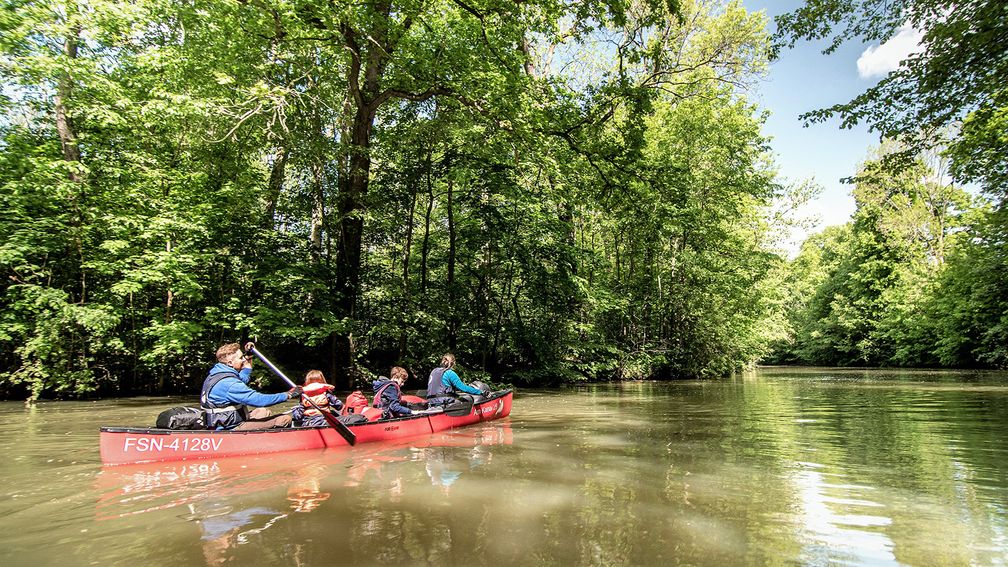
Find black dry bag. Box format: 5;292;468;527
337;413;368;425
156;406;206;430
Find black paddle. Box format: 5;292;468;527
246;344;357;446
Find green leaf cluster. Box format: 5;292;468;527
0;0;799;398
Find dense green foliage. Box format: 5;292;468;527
766;145;1007;368
3;1;1004;400
1;0;795;399
767;1;1008;369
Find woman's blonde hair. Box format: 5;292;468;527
304;369;327;385
440;353;455;369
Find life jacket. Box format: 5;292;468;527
371;381;404;420
301;382;335;416
341;391;369;416
427;367;448;397
372;381;399;408
200;371;249;429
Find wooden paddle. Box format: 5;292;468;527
246;345;357;446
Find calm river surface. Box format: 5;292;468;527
2;367;1008;566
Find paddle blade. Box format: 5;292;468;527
319;406;357;445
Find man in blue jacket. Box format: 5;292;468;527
200;342;298;430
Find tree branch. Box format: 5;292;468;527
373;85;451;108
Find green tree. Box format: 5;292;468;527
1;0;803;398
927;207;1008;367
770;145;978;367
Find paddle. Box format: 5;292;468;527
246;344;356;446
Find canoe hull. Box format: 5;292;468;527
100;390;512;465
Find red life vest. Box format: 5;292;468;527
341;390;369;416
301;382;335;416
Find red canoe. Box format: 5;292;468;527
100;390;513;465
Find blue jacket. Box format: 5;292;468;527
205;363;290;408
442;369;482;396
372;379;412;417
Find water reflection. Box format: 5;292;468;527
94;419;512;516
4;372;1008;566
423;429;501;494
94;421;513;565
287;463;331;513
196;504;286;566
189;461;332;567
792;465;895;565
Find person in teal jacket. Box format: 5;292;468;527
426;353;488;405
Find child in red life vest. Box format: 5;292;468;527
291;370;344;427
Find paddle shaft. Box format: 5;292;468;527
246;345;356;445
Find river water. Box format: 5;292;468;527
1;367;1007;566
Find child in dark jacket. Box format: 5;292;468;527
292;370;344;427
372;366;415;418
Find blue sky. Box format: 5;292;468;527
741;1;919;250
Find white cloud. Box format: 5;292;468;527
857;24;924;79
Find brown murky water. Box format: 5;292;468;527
2;367;1007;566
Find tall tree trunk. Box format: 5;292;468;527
420;159;434;296
326;4;436;387
165;238;174;324
55;36;81;175
264;145;288;228
398;158;420;359
331;112;371;389
52;19;93;390
614;228;621;282
160;238;173;393
446;177;457;350
56;28;85;305
310;161;326;254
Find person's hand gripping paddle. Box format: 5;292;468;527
245;344;356;445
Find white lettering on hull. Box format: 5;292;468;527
123;437;224;453
476;401;503;416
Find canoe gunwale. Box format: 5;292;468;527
99;389;512;435
99;390;513;465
